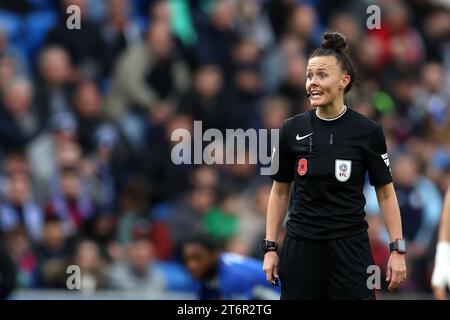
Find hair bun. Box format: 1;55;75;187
321;31;347;52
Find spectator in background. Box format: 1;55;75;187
203;188;240;246
193;0;239;80
149;0;172;25
143;114;194;204
0;151;30;197
425;146;450;194
132;0;173;34
72;81;107;154
389;74;421;142
0;173;43;241
262;33;303;97
230;39;264;129
190;165;219;191
27;112;79;201
182;233;280;300
3;226;37;288
149;165;219;258
219;149;259;194
178;64;233;132
55;140;83;173
82;124;118;211
235;0;275;52
0;54;17;95
276;54;308;113
422;7;450;63
72;81;133;197
149;165;219;259
264;0;298;41
328;12;361;46
286;4;319;55
100;0;141;79
356;33;387;83
0;78;38;154
415;62;450;142
261;96;292;131
84;210;120;263
365;153;442;291
116;175;174;260
71;239;108;293
45;0;105;81
106;20;189;151
108;238;193;293
35;216;71;288
368;0;425;79
116;177;151;246
168;186;216;257
33;46;75;121
45;166;94;237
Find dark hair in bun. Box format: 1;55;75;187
321;31;347;52
309;31;355;94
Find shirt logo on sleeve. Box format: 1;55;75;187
381;153;392;173
335;159;352;182
298;158;308;176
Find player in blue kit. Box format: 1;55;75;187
182;234;280;300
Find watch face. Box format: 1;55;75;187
398;240;406;252
390;240;407;253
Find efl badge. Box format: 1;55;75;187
298;158;308;176
335;159;351;182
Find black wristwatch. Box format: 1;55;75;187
389;239;407;254
260;239;278;254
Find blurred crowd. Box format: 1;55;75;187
0;0;449;297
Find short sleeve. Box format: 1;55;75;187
365;124;393;186
271;120;295;182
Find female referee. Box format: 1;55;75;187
262;31;407;299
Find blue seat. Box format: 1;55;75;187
27;0;58;11
24;10;58;59
0;10;22;42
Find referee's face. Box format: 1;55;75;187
305;56;349;108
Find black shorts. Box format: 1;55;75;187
278;232;376;300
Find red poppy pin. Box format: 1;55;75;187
298;158;307;176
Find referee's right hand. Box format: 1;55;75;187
263;251;279;284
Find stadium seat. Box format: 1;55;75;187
0;10;22;43
24;10;58;59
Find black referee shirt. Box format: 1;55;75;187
271;107;392;240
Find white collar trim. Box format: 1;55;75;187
316;105;348;121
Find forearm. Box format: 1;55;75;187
432;187;450;293
265;182;291;242
438;188;450;242
376;183;403;242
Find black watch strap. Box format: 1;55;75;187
261;239;278;254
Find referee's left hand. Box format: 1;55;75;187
263;251;279;284
386;251;407;291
